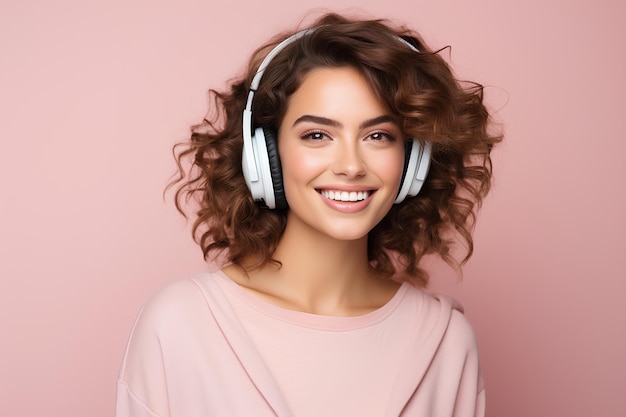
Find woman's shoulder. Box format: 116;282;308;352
130;271;225;333
401;285;479;350
429;291;480;354
142;272;209;306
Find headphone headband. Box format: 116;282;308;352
245;29;314;111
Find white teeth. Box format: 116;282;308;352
320;190;370;202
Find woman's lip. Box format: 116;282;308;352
317;189;375;213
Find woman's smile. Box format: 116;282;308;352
316;187;376;214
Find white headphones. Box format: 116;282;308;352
242;29;431;209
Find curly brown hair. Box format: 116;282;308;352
169;13;502;287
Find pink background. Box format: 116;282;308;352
1;0;625;416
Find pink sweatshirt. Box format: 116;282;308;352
116;271;484;416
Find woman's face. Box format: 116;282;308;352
278;66;405;242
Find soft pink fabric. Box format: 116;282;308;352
116;271;484;417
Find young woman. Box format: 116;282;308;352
116;13;500;417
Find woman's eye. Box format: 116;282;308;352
369;132;396;141
301;131;328;141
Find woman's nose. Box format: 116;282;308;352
330;141;366;178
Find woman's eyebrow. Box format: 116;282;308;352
359;115;395;129
293;115;342;128
292;114;395;129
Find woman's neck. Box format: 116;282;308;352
225;212;399;316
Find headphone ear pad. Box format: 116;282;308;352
263;129;288;210
401;140;413;184
395;141;414;204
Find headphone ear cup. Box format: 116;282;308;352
263;129;288;210
395;140;431;204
